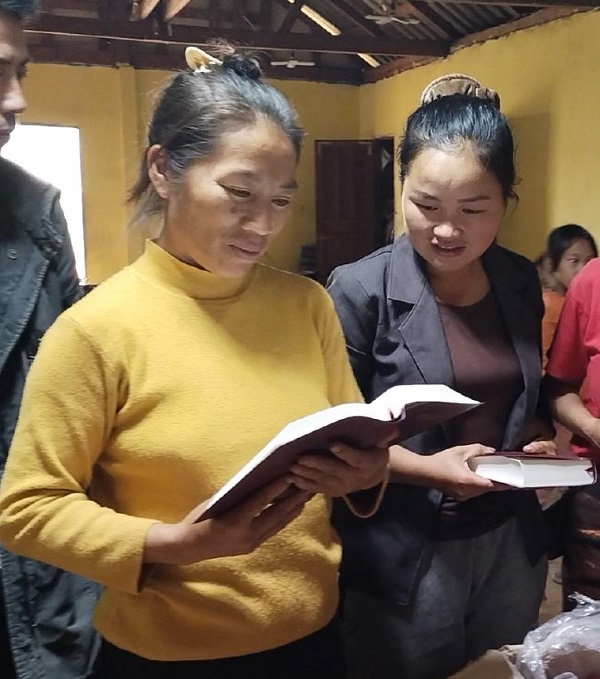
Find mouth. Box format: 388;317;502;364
432;242;466;257
229;243;264;261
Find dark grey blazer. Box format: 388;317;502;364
327;234;548;605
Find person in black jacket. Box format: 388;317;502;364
0;2;99;677
328;87;554;679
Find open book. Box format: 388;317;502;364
196;384;480;521
469;453;596;488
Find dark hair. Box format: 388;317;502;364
546;224;598;270
398;94;517;201
0;0;37;20
129;47;304;222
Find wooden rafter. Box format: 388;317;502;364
325;0;385;36
135;0;160;20
401;1;454;39
26;15;449;57
278;0;306;33
164;0;194;21
259;0;273;31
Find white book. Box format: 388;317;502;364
195;384;480;521
469;453;596;488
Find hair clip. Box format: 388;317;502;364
185;46;222;74
420;73;501;110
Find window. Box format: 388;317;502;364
4;124;86;280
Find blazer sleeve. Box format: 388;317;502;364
326;266;378;400
51;193;82;309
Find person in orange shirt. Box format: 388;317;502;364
541;224;597;366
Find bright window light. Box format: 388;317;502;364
3;124;86;280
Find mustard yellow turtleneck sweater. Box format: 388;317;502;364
0;241;361;661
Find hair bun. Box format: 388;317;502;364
222;53;264;81
420;73;501;110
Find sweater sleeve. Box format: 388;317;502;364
0;315;158;593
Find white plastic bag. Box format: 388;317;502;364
517;594;600;679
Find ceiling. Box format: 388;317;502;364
25;0;600;84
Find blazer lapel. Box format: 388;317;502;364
388;236;454;388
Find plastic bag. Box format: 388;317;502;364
516;594;600;679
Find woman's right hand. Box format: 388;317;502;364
143;476;312;566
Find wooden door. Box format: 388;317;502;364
315;139;379;284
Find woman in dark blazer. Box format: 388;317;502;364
328;89;553;679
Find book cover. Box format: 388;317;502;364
468;452;597;489
196;384;480;521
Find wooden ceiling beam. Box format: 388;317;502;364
27;40;361;84
278;0;306;33
164;0;193;20
259;0;273;31
136;0;161;20
26;15;449;57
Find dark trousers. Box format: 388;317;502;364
0;583;17;679
93;618;346;679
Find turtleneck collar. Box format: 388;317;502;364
134;240;256;300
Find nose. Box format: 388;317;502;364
1;76;26;116
242;210;275;236
433;221;459;239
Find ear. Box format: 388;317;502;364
147;144;171;200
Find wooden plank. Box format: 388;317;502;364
401;1;454;39
164;0;193;20
278;0;306;33
137;0;161;20
26;15;450;56
259;0;273;31
325;0;385;36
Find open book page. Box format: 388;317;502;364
469;453;596;488
196;384;480;521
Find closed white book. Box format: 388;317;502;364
469;453;596;488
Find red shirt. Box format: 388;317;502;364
546;258;600;458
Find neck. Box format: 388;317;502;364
428;258;490;306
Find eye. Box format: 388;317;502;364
462;208;486;215
224;186;251;199
17;65;28;81
413;202;437;212
272;196;293;209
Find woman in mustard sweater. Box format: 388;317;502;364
0;46;390;678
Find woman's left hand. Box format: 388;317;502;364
289;443;390;497
522;439;557;455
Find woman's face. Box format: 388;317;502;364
401;145;506;277
154;115;298;277
553;238;596;290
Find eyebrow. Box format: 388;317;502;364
227;171;298;190
0;56;30;68
411;190;490;203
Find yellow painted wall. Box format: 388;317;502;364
20;63;132;282
358;10;600;259
20;63;359;281
19;10;600;279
